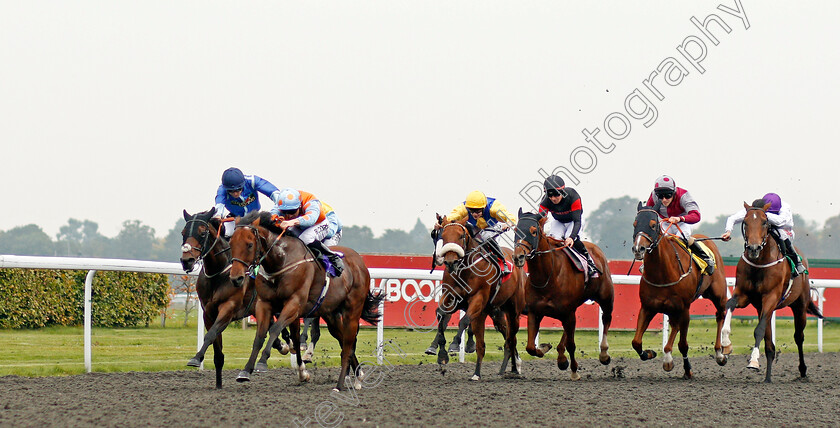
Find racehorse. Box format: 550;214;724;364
434;214;527;380
180;208;290;389
513;211;614;380
631;202;729;379
723;201;823;383
229;212;383;391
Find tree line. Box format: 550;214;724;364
1;198;838;261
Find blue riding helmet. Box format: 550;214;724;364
221;167;246;191
277;188;302;211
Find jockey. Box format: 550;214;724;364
645;175;714;274
446;190;516;275
538;175;600;277
722;193;806;276
270;188;344;276
214;167;282;238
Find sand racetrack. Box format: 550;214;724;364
1;351;838;427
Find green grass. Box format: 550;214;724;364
1;317;838;377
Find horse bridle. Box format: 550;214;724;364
513;217;563;289
634;209;665;253
231;224;297;280
181;218;230;278
741;207;771;255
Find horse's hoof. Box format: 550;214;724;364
747;360;760;370
299;370;311;383
437;353;449;366
424;346;437;356
235;371;251;382
470;375;481;381
465;340;476;354
570;372;581;381
683;371;694;380
640;350;656;361
663;361;675;372
187;358;202;368
558;360;569;371
538;343;552;354
447;342;461;354
332;387;341;392
722;344;733;355
278;344;290;356
254;362;268;373
600;355;611;366
716;355;728;366
764;378;772;384
302;350;314;363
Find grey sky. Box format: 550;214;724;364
2;1;838;240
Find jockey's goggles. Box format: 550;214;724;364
655;190;675;199
546;188;566;198
467;207;483;215
279;208;298;216
227;187;243;193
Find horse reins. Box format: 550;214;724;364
634;213;695;287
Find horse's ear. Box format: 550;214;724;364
518;207;523;217
456;216;468;225
436;213;443;224
763;202;772;212
538;214;548;227
251;218;261;227
208;207;216;217
743;201;750;210
637;201;644;212
183;209;190;220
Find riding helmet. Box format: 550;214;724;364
221;167;246;190
544;175;565;191
653;175;676;192
278;188;302;211
762;193;782;214
465;191;487;209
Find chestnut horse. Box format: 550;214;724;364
723;202;823;383
434;214;527;380
513;211;614;380
180;208;291;389
229;212;383;391
631;202;729;379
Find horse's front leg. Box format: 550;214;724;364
561;314;580;381
557;329;568;370
435;310;451;366
188;305;233;368
467;301;488;381
237;300;274;382
662;313;680;373
525;312;549;357
632;306;657;361
723;288;749;356
755;296;778;383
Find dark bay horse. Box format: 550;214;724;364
513;211;614;380
723;202;823;383
434;214;527;380
180;208;292;389
229;212;383;391
631;202;729;379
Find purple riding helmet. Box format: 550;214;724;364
762;193;782;214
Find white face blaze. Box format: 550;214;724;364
181;243;193;253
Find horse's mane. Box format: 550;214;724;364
238;211;287;235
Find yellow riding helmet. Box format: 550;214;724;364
465;191;487;209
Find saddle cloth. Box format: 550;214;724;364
561;247;596;283
670;237;713;275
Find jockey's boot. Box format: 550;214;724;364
309;241;344;277
783;239;806;276
485;238;511;276
573;238;601;278
689;242;715;275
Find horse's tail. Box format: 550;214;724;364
807;298;824;319
361;289;386;325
